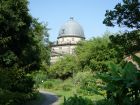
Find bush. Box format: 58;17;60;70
63;95;93;105
94;99;115;105
73;71;99;95
42;81;54;89
62;84;72;91
75;34;119;72
0;68;36;105
58;78;73;91
49;55;79;80
39;79;62;89
32;71;47;88
0;88;38;105
99;55;140;105
74;71;93;88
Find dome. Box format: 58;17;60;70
58;17;85;39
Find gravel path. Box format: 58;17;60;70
39;91;59;105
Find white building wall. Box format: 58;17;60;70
50;36;84;64
58;37;82;44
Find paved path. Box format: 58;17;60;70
40;91;59;105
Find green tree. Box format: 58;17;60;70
29;18;50;71
103;0;140;57
0;0;50;104
99;55;140;105
49;55;79;79
103;0;140;29
109;30;140;55
98;0;140;104
75;33;118;72
0;0;32;68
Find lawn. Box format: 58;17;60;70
39;78;104;105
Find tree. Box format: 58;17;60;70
103;0;140;56
99;55;140;105
103;0;140;29
49;55;79;80
29;18;50;71
0;0;50;104
98;0;140;104
0;0;32;68
75;33;118;72
109;30;140;55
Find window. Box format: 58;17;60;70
72;37;74;41
62;38;64;41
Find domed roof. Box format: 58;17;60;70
58;17;85;39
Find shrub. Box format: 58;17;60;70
39;79;62;89
58;78;73;91
99;55;140;105
0;88;38;105
63;95;93;105
42;81;54;89
49;55;79;80
74;71;93;88
32;71;47;88
62;84;72;91
73;71;99;95
94;99;115;105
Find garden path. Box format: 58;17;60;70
40;90;59;105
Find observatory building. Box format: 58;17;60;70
50;17;85;63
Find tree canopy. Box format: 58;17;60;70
99;0;140;104
109;30;140;55
0;0;50;104
103;0;140;29
75;33;119;72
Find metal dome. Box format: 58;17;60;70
58;17;85;38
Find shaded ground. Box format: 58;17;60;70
25;91;59;105
40;91;59;105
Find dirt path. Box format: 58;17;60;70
39;91;59;105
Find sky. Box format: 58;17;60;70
28;0;124;41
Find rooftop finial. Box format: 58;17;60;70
70;17;74;20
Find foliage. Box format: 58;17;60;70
109;30;140;55
30;19;50;70
0;0;35;69
49;55;79;79
75;33;118;72
39;77;103;104
39;79;62;90
103;0;140;29
94;99;115;105
73;71;95;94
61;83;72;91
41;81;54;89
63;95;93;105
0;0;50;70
0;0;50;104
40;79;72;90
73;71;104;96
102;1;140;104
32;71;47;88
98;55;140;105
0;84;39;105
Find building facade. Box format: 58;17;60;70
50;17;85;64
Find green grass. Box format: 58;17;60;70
39;78;104;104
26;77;104;105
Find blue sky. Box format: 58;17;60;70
28;0;124;41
